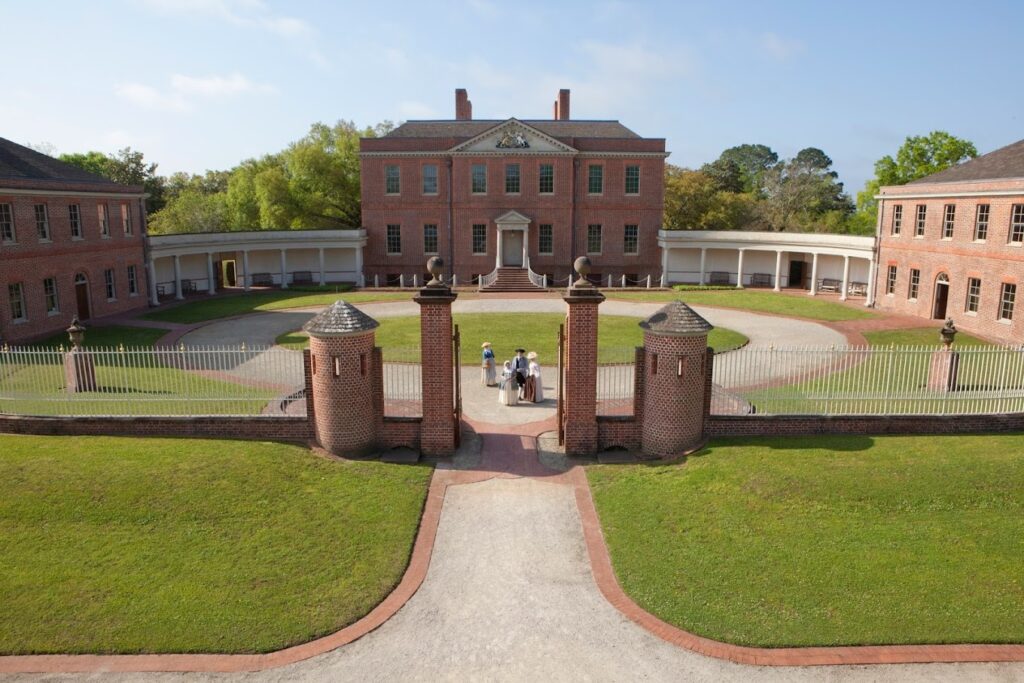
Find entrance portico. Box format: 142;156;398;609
495;210;530;269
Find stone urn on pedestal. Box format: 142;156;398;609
64;316;98;393
927;318;960;392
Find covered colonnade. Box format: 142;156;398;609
658;230;877;305
146;230;367;305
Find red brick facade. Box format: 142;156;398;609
875;179;1023;344
360;90;666;285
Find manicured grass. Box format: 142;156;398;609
587;434;1024;647
863;327;993;347
275;313;749;362
143;289;414;325
0;435;432;654
607;288;876;322
34;325;168;349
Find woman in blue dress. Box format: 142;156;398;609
481;342;496;386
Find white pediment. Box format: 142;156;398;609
450;119;577;155
494;210;531;226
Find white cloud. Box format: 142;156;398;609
760;32;804;61
115;72;275;112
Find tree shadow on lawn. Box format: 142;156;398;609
696;434;876;455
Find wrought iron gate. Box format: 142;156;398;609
453;323;462;447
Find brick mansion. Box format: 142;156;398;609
1;89;1022;345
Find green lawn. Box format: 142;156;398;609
587;434;1024;647
0;435;432;654
276;313;749;363
607;287;876;322
33;325;169;349
144;289;414;325
863;327;993;347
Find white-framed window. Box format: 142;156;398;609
623;224;639;255
966;277;981;313
127;264;138;296
505;164;520;194
587;165;603;194
69;204;82;239
8;283;26;321
885;265;897;295
104;268;116;301
587;224;602;254
909;268;920;300
915;205;926;237
472;224;487;254
98;203;109;237
121;203;133;235
422;164;438;195
0;203;14;242
624;165;640;195
34;204;50;241
999;283;1016;321
538;224;553;255
974;204;989;241
538;164;554;194
1010;205;1024;244
386;224;401;254
942;204;955;239
43;276;59;314
385;165;400;194
891;204;902;236
471;164;487;194
423;224;438;254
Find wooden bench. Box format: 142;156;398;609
292;270;314;285
251;272;274;287
818;278;841;292
750;273;772;288
848;281;868;296
708;271;730;285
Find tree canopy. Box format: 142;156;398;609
60;148;166;213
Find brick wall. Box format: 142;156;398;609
380;417;421;450
0;414;313;440
875;179;1023;344
707;413;1024;437
0;193;148;344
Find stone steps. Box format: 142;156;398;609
480;268;546;293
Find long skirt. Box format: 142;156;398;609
532;373;544;402
481;359;496;386
523;375;536;403
499;379;518;406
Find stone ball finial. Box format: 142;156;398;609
573;256;594;288
66;316;87;348
426;256;444;287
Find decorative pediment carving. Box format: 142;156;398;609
450;119;577;155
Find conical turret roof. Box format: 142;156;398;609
639;300;713;336
302;300;379;337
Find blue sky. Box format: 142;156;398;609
3;0;1021;195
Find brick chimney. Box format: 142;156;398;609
455;88;472;120
554;89;570;120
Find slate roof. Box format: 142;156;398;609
639;301;713;336
302;300;380;337
0;137;142;193
908;138;1024;184
386;119;640;139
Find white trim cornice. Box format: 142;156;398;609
0;187;145;198
875;189;1024;200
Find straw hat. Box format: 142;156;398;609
481;342;491;348
527;351;537;360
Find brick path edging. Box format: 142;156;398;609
570;465;1024;666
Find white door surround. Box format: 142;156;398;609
494;210;530;270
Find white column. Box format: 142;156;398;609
866;258;877;307
242;250;250;292
318;248;325;286
147;259;159;306
773;250;783;292
809;253;819;296
206;253;216;295
495;228;503;269
840;255;851;301
698;248;707;285
522;226;529;270
660;246;669;285
173;255;184;300
355;245;365;287
279;249;288;289
735;249;745;288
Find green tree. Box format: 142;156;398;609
147;189;228;234
60;147;166;213
759;148;853;231
663;165;755;231
715;144;779;194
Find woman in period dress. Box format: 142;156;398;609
499;360;518;406
481;342;496;386
527;351;544;403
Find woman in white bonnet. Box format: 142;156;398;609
499;360;518;406
526;351;543;402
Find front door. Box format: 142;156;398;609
75;282;91;320
933;282;949;319
788;260;806;289
502;231;523;267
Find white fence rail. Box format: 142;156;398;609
0;345;304;417
382;359;422;418
596;347;637;416
712;345;1024;416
